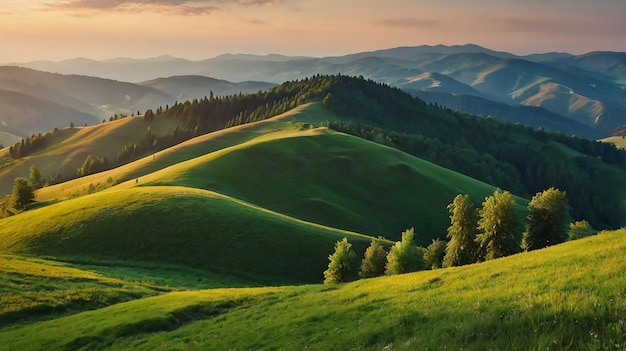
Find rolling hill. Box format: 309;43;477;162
1;227;623;350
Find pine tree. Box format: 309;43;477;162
359;239;387;278
443;194;478;267
323;237;357;284
476;190;520;260
385;228;424;275
522;188;570;251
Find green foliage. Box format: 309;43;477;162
476;191;521;260
522;188;570;251
358;239;387;278
323;237;357;284
385;228;425;275
569;220;596;240
443;194;478;267
29;165;42;189
77;155;108;177
10;177;34;211
424;239;446;269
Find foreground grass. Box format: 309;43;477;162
2;229;624;350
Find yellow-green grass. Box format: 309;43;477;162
2;229;624;350
34;103;339;202
140;126;528;244
0;254;256;328
0;115;186;195
0;186;373;285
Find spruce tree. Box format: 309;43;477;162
323;237;357;284
522;188;570;251
476;190;520;260
359;239;387;278
443;194;478;267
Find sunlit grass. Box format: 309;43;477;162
1;229;623;350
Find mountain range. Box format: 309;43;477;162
4;44;626;140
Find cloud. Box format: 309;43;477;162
378;17;441;29
45;0;280;15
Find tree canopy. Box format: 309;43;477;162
385;228;424;275
443;194;478;267
476;191;520;260
522;188;570;251
323;237;357;284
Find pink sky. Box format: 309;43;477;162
1;0;625;62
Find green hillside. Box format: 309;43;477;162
1;229;624;350
142;126;526;243
0;186;373;285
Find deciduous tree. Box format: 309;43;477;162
10;177;34;210
522;188;570;251
359;239;387;278
323;237;357;284
385;228;424;275
424;239;447;269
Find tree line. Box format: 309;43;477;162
323;187;593;284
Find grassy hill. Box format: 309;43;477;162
141;126;525;243
1;228;623;350
0;114;185;195
0;186;373;286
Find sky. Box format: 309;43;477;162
1;0;625;62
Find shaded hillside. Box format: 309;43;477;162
552;51;626;84
0;89;96;137
140;126;520;244
412;90;600;139
138;75;275;101
0;186;372;285
0;66;172;120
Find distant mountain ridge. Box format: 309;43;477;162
4;44;626;138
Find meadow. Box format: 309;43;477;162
1;229;624;350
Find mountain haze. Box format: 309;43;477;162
10;44;626;137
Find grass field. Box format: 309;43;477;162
1;229;623;350
602;136;626;149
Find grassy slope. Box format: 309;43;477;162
141;126;527;244
34;103;336;201
0;115;185;195
0;186;373;285
2;229;624;350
